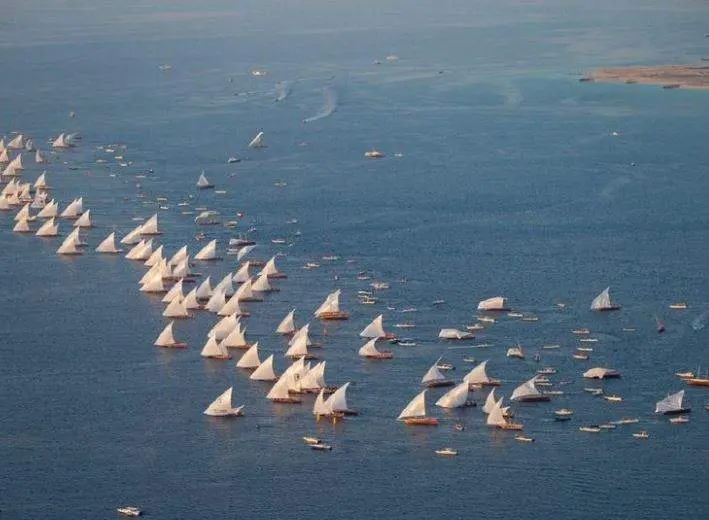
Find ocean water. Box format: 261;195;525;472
1;1;708;518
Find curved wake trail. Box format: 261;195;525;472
274;81;291;103
302;85;338;123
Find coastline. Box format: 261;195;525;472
580;64;709;89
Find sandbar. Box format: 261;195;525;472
580;64;709;89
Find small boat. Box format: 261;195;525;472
579;338;598;343
514;435;535;443
436;362;455;371
604;394;622;403
506;344;525;359
571;328;590;335
435;448;458;456
432;298;445;305
615;418;640;425
542;344;561;350
439;328;475;340
453;424;465;432
583;387;604;396
632;431;649;439
521;316;539;322
669;416;689;424
463;357;476;363
537;367;557;375
364;150;385;159
117;506;142;517
655;390;692;414
394;322;416;329
311;443;332;451
466;323;485;332
685;377;709;387
302;436;321;445
577;347;593;352
669;302;688;310
572;352;589;360
579;425;601;433
476;316;496;324
590;287;621;312
196;172;214;189
397;339;417;347
554;408;573;421
675;371;695;379
227;156;241;164
656;317;665;333
599;423;616;430
397;390;439;426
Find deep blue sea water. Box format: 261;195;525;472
1;1;708;519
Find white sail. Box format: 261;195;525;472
163;296;190;318
31;193;47;210
218;292;244;317
486;397;506;426
161;279;184;303
312;389;331;416
125;239;153;260
139;262;163;285
358;338;383;357
169;245;188;266
119;224;144;245
56;234;81;255
200;336;229;359
236;244;256;262
482;388;497;414
250;354;277;381
7;134;24;149
208;314;239;341
235;278;261;301
314;289;341;317
590;287;615;310
24;138;35;152
463;360;491;385
13;219;31;232
204;387;243;416
34;173;47;189
35;150;48;164
285;333;309;358
435;382;469;408
276;309;296;335
267;372;295;400
154;321;183;347
359;314;386;338
251;273;273;292
259;256;282;277
14;204;32;222
0;198;11;211
299;361;326;391
233;261;251;283
510;376;542;401
140;274;165;293
60;198;83;219
204;288;226;313
52;133;72;148
144;245;165;267
477;296;507;311
288;323;311;347
140;213;160;235
397;390;428;420
213;273;234;297
195;239;218;261
197;171;213;188
194;276;213;300
236;342;261;368
171;258;191;279
7;153;24;171
72;209;92;228
0;147;7;163
35;218;58;237
222;322;249;348
421;359;446;384
183;288;201;309
248;131;265;148
65;227;85;246
322;382;350;413
655;390;686;414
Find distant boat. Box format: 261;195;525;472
35;217;58;237
313;289;350;321
276;309;297;335
249;354;277;381
506;343;525;359
56;233;82;255
632;431;649;439
153;321;187;348
421;358;454;388
438;328;474;340
248;132;266;148
397;390;438;426
590;287;620;311
435;448;458;456
669;302;687;310
554;408;573;421
435;382;470;409
510;376;550;402
200;336;231;360
358;338;393;359
655;390;691;415
463;360;500;387
117;506;142;517
364;150;385;159
51;133;73;149
203;387;244;416
197;172;214;189
359;314;394;339
486;395;523;430
477;296;509;311
583;367;621;379
195;239;219;261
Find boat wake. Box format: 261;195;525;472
691;310;709;331
274;81;291;103
303;86;338;123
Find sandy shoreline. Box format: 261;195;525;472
581;64;709;89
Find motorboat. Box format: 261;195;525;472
632;431;649;439
554;409;573;421
669;302;688;310
302;436;321;445
311;443;332;451
604;394;622;403
669;416;690;424
435;448;457;456
117;506;142;516
579;425;601;433
514;435;535;443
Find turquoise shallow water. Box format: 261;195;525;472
1;1;708;519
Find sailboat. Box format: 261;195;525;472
251;272;277;293
203;387;244;416
266;372;302;403
51;133;73;149
200;336;231;360
196;171;214;189
140;213;161;235
421;358;454;388
486;396;523;430
285;332;317;360
358;338;393;359
260;255;286;279
248;131;266;148
7;134;25;149
56;234;82;255
276;309;297;335
34;172;49;190
161;279;184;303
162;296;191;319
222;322;252;349
435;382;471;409
236;342;261;369
324;382;357;415
14;204;35;223
153;321;187;348
120;224;144;245
296;361;330;394
195;239;219;261
183;288;201;310
35;218;58;237
510;376;550;402
13;218;31;233
140;274;166;294
194;276;213;301
60;198;83;219
72;209;92;228
249;354;278;381
314;289;349;320
482;388;497;414
477;296;509;311
234;278;262;302
463;360;500;387
397;390;438;425
35;150;48;164
218;292;248;317
169;246;188;266
359;314;393;339
506;343;525;359
208;314;239;341
654;390;691;415
590;287;621;311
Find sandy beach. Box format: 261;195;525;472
581;64;709;89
